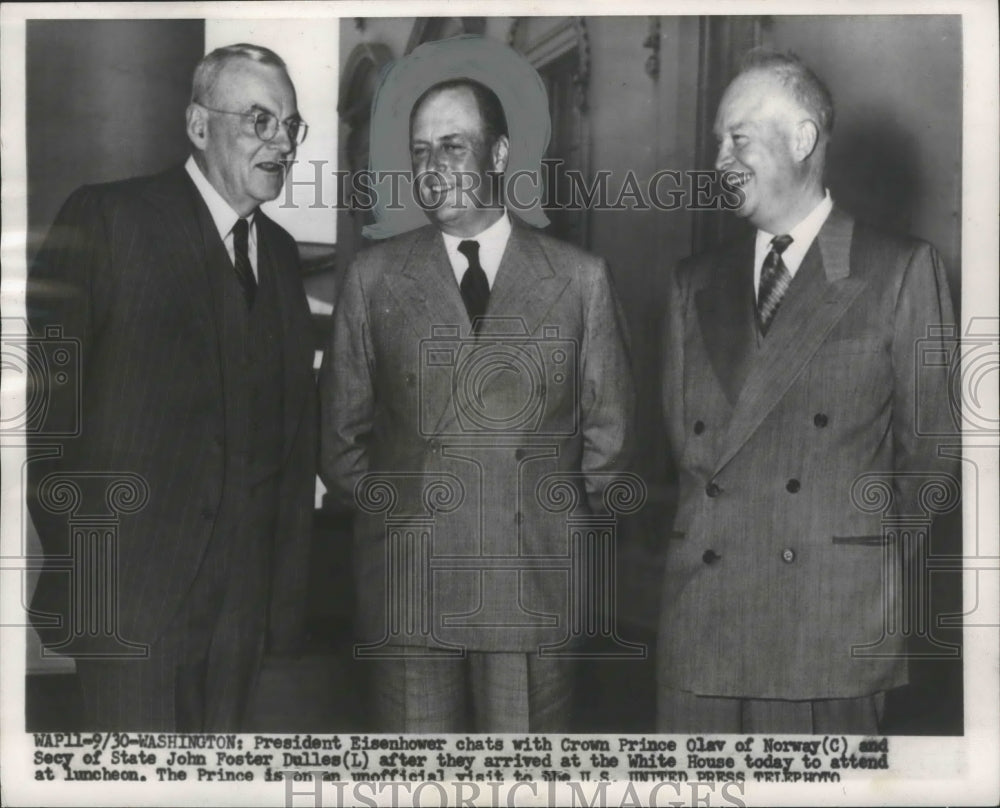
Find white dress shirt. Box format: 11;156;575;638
441;210;512;290
185;155;258;280
753;190;833;301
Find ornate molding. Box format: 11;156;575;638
337;42;394;123
508;17;590;111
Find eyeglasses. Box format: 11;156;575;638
196;103;309;145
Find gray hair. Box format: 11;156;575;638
191;43;286;104
738;48;835;135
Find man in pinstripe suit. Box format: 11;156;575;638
658;50;957;733
27;44;316;731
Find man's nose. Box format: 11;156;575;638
429;145;449;172
271;122;295;155
714;141;731;172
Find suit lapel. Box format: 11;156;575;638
141;167;225;394
387;220;572;341
713;207;866;474
257;213;313;456
695;235;757;406
142;167;312;458
487;220;569;333
380;226;468;437
389;226;470;337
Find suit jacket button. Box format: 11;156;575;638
702;549;721;565
781;548;796;563
705;482;721;498
786;478;801;493
693;420;705;435
515;511;523;524
429;439;439;453
813;413;829;428
515;448;527;460
405;373;416;387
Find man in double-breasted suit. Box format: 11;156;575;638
322;77;634;732
658;50;957;732
27;44;316;731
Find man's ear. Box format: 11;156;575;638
491;134;510;173
186;104;208;151
791;119;820;162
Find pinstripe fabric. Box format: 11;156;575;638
27;166;316;729
657;688;884;734
468;653;572;732
659;208;958;704
370;657;468;733
370;652;573;732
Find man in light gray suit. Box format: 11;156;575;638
321;75;634;732
658;50;957;733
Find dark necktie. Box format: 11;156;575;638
458;239;489;330
231;217;257;307
756;234;794;335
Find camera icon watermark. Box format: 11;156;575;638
1;318;81;437
352;470;647;660
419;317;578;437
848;471;965;660
26;471;150;658
915;317;998;436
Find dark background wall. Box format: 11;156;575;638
26;19;204;259
764;15;962;299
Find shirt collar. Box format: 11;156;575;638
184;155;255;239
755;189;833;278
441;209;512;286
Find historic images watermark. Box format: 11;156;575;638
278;161;747;214
279;777;749;808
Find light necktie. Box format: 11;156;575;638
756;234;794;335
231;217;257;307
458;239;489;331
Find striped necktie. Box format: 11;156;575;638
756;234;793;335
231;217;257;307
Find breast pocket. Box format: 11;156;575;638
807;336;891;410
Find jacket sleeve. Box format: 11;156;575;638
579;258;636;511
890;242;960;513
267;391;318;654
319;254;376;511
661;260;690;468
267;235;319;654
25;186;109;547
